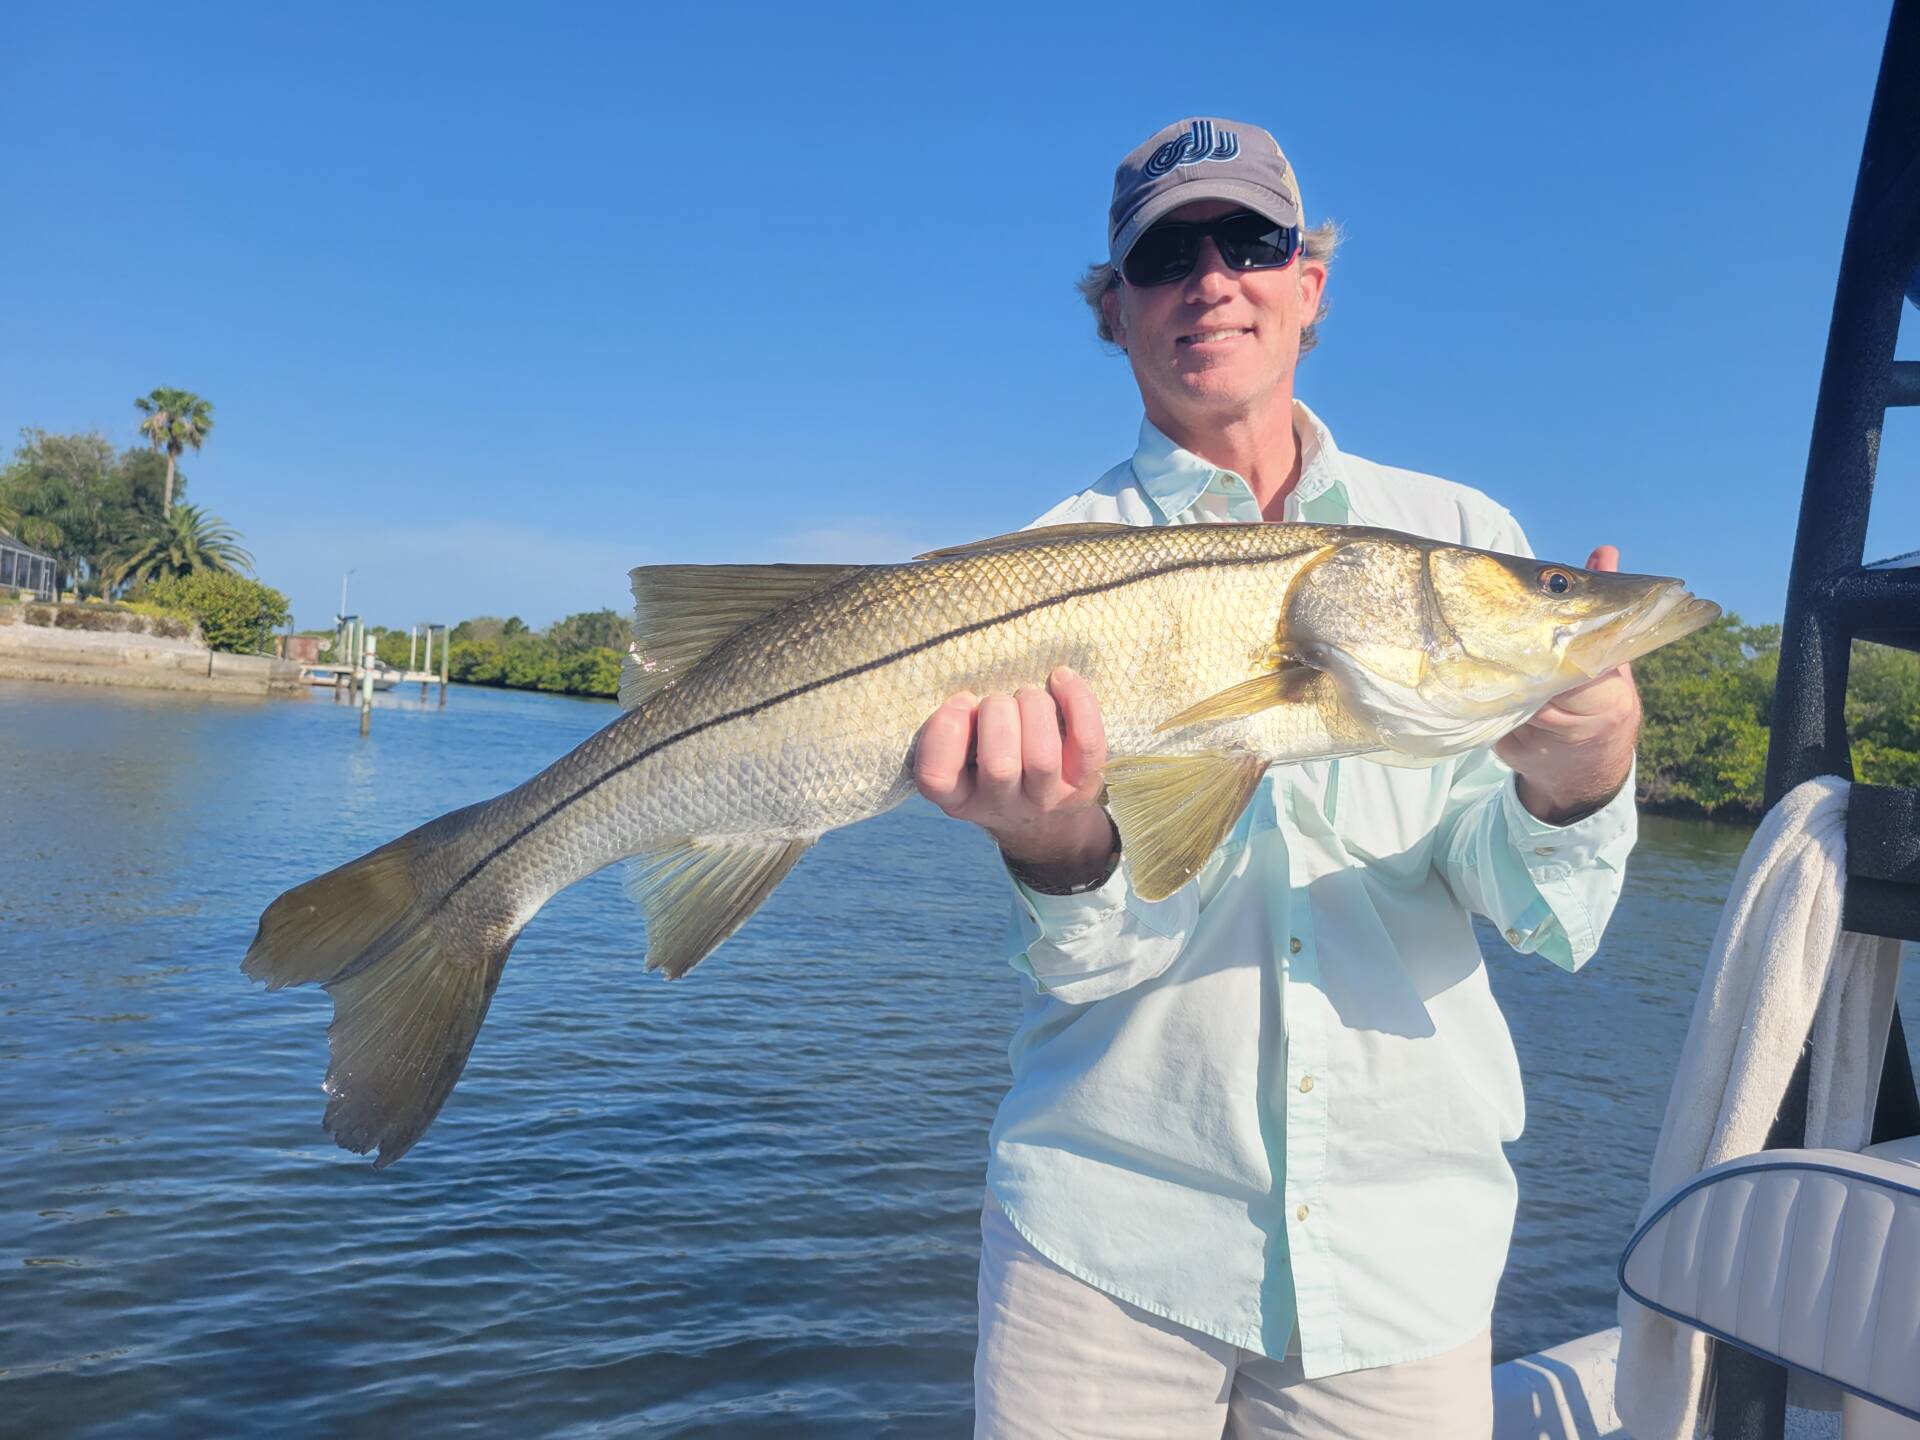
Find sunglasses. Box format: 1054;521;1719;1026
1121;211;1301;288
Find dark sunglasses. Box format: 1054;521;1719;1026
1121;211;1301;288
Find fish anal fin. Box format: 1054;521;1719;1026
1104;751;1269;902
622;564;858;710
625;836;815;978
914;521;1140;561
1156;662;1318;734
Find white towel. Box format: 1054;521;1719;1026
1616;775;1903;1440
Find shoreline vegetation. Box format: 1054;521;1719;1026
340;611;626;701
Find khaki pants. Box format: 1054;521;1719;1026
975;1198;1494;1439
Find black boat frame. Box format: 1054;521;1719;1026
1708;2;1920;1435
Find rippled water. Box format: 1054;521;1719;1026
2;679;1913;1436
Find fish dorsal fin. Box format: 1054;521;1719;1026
620;563;857;709
1103;751;1269;901
1156;662;1320;734
625;835;815;978
914;521;1140;562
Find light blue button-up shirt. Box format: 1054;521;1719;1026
984;402;1637;1379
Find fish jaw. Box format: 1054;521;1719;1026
1560;582;1721;679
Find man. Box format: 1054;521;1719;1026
912;118;1641;1438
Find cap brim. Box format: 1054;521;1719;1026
1111;177;1303;264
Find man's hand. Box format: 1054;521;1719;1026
913;666;1116;888
1494;545;1644;825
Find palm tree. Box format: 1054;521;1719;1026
134;388;215;516
106;503;253;592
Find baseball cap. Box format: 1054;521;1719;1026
1108;118;1304;265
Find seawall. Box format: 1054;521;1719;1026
0;608;307;698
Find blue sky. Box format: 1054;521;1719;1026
3;2;1912;633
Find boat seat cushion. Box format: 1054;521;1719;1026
1618;1141;1920;1422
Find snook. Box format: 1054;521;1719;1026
245;520;1718;1165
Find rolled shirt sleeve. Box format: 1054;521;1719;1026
1002;859;1200;1004
1433;748;1638;971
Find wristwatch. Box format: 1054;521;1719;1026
1001;812;1123;896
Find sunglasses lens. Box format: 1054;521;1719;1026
1122;225;1197;287
1216;216;1296;269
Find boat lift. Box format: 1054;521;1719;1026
302;615;453;728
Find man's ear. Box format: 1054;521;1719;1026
1101;285;1127;349
1294;260;1328;329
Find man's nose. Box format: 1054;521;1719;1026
1182;237;1237;299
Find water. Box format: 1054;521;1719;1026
2;679;1913;1436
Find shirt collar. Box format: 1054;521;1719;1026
1129;400;1348;522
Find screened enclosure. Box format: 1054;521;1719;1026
0;530;57;599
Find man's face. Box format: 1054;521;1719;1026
1102;199;1328;434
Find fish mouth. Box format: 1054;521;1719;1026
1563;581;1721;677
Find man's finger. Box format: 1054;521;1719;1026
1586;544;1620;573
1050;666;1108;795
913;693;978;811
1016;685;1063;802
974;692;1023;804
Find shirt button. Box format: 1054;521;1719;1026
1504;927;1524;945
1289;936;1303;954
1533;845;1557;856
1296;1204;1310;1222
1299;1075;1315;1093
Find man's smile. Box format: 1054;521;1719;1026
1176;326;1254;348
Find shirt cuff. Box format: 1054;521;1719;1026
1009;860;1133;941
1497;758;1637;966
1498;757;1637;886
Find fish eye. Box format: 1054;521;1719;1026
1538;567;1576;595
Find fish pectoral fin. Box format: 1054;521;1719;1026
625;835;815;978
913;521;1140;561
1103;751;1269;902
1155;663;1319;734
622;564;860;710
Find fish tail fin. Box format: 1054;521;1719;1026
243;819;521;1168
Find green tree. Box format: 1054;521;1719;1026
106;503;253;591
1847;641;1920;789
546;608;627;653
134;388;214;516
137;571;290;653
452;615;528;644
115;447;181;518
0;430;118;592
1634;614;1778;815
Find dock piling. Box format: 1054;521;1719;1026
359;628;375;735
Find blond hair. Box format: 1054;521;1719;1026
1076;219;1343;354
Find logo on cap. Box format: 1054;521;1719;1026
1142;120;1240;179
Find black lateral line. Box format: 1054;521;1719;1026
441;548;1278;902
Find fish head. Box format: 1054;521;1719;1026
1422;546;1720;701
1284;537;1719;759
